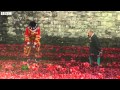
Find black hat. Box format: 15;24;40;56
29;21;37;30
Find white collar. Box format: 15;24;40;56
32;28;37;32
29;27;37;32
91;33;94;38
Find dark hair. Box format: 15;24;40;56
29;21;37;28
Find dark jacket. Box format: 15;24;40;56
89;34;101;55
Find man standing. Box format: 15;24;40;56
87;30;101;66
24;21;41;61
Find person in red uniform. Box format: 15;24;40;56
24;21;41;59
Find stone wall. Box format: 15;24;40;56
6;11;120;38
0;15;8;43
1;11;120;47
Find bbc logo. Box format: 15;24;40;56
1;12;12;15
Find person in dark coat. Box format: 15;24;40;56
87;30;101;66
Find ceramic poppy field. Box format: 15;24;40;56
0;44;120;79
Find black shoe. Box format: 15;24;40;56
34;58;41;62
35;59;38;62
27;59;31;62
91;64;95;67
91;63;97;67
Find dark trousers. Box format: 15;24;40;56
89;53;98;65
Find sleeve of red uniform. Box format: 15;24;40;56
24;27;30;42
35;27;41;43
37;27;41;36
